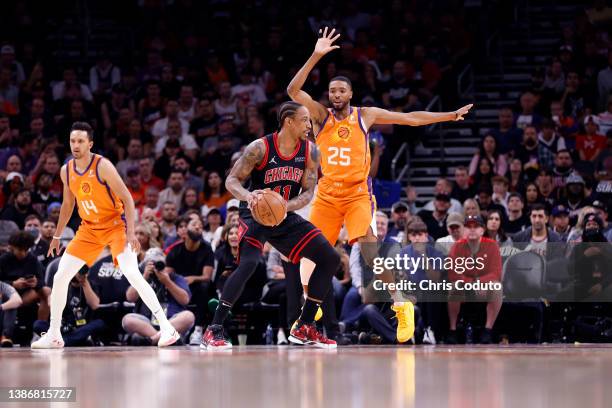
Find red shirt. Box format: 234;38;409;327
142;176;165;192
576;133;606;161
448;237;502;283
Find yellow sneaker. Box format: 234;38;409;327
314;306;323;321
391;302;415;343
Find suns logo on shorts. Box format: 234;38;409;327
79;181;93;197
337;126;351;140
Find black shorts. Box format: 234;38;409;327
237;210;327;263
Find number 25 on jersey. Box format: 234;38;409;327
80;200;99;216
328;147;351;166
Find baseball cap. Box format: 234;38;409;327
0;45;15;55
592;200;607;211
435;192;451;202
391;201;410;212
584;115;600;126
143;247;165;264
226;198;240;210
464;214;484;227
446;212;465;228
566;172;585;185
551;205;569;217
6;172;24;182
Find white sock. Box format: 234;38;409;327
49;253;86;336
116;247;172;331
299;258;316;292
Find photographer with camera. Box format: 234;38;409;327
33;258;106;346
121;248;195;345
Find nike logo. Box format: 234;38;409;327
88;170;95;178
269;157;278;165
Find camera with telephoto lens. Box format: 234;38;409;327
154;261;166;272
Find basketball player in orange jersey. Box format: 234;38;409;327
32;122;180;348
287;27;473;343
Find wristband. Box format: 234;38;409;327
53;235;62;240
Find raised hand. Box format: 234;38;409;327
313;27;341;57
453;104;474;121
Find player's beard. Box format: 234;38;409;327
331;100;348;111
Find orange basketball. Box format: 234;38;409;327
252;189;287;226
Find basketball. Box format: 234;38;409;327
251;189;287;226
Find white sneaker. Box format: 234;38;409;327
189;326;203;346
423;327;436;345
277;328;288;345
31;332;64;349
158;326;180;347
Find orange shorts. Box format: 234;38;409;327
65;219;127;266
309;178;377;245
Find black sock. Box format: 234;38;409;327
212;300;232;325
299;299;320;324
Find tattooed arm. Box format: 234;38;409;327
225;139;266;208
286;142;320;212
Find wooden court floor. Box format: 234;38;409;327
1;344;611;408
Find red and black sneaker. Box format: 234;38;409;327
200;324;232;350
289;322;337;349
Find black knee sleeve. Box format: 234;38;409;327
220;249;261;305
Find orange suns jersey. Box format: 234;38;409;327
66;154;125;228
316;107;370;185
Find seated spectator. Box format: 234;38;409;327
126;167;146;207
491;176;510;212
31;171;61;216
551;205;571;241
562;70;585;119
153;138;181;181
542;60;565;97
558;173;590;218
179;187;201;215
24;214;50;267
0;44;25;85
138;80;165;129
189;97;219;147
463;198;481;218
418;193;451;240
214;81;238;119
154;119;198;160
174;155;204;195
0;67;19;113
507;158;527;194
231;70;267;107
139;157;165;191
536;171;557;208
485;209;513;247
551;149;575;191
490;107;523;154
506;193;530;234
0;188;37;229
0;134;39;175
0;232;50;323
52;67;93;101
550;100;578;144
470;157;495;189
567;213;612;301
159;168;186;210
515;91;542;129
135;221;161;263
89;55;121;97
387;201;411;243
40;218;56;244
100;85;134;131
164;216;188;252
159;201;179;239
469;134;507;178
116;138;143;179
423;178;463;214
122;248;194;345
598;50;612;111
200;171;232;214
0;171;24;208
537;118;567;170
591;200;611;238
202;208;223;248
512;203;563;260
576;115;607;163
33;259;106;346
202;134;238;176
435;212;465;255
524;182;544;211
451;166;475;204
515;125;542;180
447;215;503;344
0;280;22;347
177;84;197;123
151;99;189;139
165;216;214;337
598;95;612;136
476;184;506;220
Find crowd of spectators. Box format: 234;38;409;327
0;1;612;346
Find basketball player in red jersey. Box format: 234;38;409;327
287;27;473;343
32;122;180;348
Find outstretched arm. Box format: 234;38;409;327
225;139;266;208
362;104;473;129
99;158;140;253
286;142;320;212
287;27;341;125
